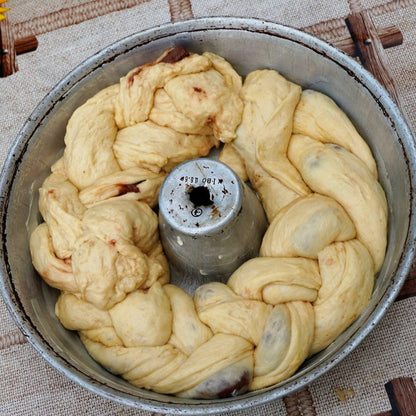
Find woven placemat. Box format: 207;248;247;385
1;0;416;415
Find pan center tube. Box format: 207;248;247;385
158;158;268;294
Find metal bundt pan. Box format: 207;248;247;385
1;17;415;415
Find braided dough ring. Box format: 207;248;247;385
30;47;387;398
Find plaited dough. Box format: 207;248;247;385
30;47;388;399
30;223;77;292
149;88;213;135
38;168;85;259
227;257;321;304
218;143;248;182
288;134;387;271
195;282;272;345
260;194;356;259
251;301;315;390
293;89;378;177
231;70;310;221
115;50;212;128
311;239;375;354
71;200;168;310
163;284;212;355
64;85;121;190
109;282;172;347
162;69;242;143
113;120;217;173
79;167;166;208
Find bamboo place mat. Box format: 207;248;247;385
1;0;416;415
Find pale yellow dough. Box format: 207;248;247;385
311;239;375;354
231;70;310;221
113;120;217;173
64;85;121;190
79;167;166;208
260;194;356;259
30;47;388;398
293;89;378;177
288;134;387;272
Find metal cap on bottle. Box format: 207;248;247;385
159;158;268;294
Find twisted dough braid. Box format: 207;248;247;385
30;47;387;398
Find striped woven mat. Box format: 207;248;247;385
1;0;416;415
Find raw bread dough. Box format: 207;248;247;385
30;47;387;397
